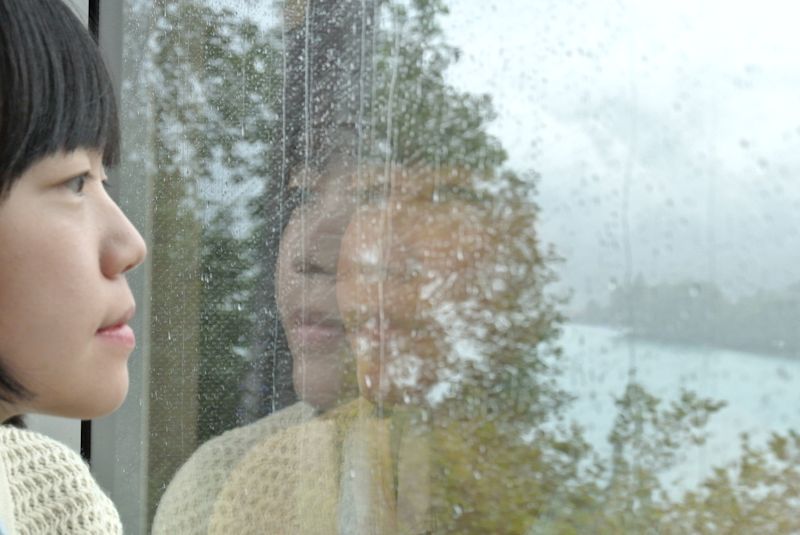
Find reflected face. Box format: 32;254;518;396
0;150;147;419
276;165;359;410
336;170;492;407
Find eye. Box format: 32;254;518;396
64;173;89;195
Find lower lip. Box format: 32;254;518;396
96;324;136;348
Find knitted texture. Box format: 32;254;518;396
0;426;121;535
209;416;340;534
154;399;432;534
152;401;315;535
207;398;432;535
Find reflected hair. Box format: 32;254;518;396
0;0;120;197
0;0;120;410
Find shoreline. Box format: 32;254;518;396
567;319;799;361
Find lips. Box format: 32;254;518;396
96;307;136;348
288;310;346;349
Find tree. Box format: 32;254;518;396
125;0;284;519
133;0;794;532
340;2;583;531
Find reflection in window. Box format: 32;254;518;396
114;0;800;532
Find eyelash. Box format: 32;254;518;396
64;173;111;195
65;173;89;195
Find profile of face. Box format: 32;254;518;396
276;162;360;410
336;168;495;408
0;149;147;419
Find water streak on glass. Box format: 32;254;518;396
112;0;800;532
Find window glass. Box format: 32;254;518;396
110;0;800;532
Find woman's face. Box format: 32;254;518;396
276;164;359;410
0;149;146;419
336;170;493;407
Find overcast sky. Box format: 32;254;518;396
214;0;800;306
440;0;800;306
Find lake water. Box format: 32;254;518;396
557;323;800;490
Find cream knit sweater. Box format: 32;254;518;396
207;399;432;535
152;401;316;535
0;426;121;535
153;399;432;535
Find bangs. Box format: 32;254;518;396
0;0;119;195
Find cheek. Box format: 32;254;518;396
275;239;295;317
0;280;89;401
0;234;82;318
0;217;95;344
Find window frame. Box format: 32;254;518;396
90;2;153;534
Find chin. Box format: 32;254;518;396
93;383;130;418
293;373;344;411
89;394;128;418
59;376;130;420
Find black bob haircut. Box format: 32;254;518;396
0;0;120;198
0;0;120;414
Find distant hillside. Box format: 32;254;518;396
574;277;800;357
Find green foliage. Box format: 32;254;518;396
133;0;284;521
371;0;507;173
137;0;800;532
196;210;256;444
522;383;726;535
659;431;800;534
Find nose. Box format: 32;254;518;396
100;196;147;279
295;201;353;276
